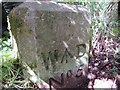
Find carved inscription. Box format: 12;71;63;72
49;69;83;90
61;48;73;63
41;44;86;70
49;73;64;90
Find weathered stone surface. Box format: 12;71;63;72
8;1;91;82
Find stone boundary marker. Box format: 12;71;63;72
8;1;91;88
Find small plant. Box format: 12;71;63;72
0;38;24;89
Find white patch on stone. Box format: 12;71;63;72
58;3;78;13
63;41;68;48
78;7;88;12
77;37;82;43
74;57;81;68
67;17;76;25
80;53;88;65
36;1;41;4
7;17;18;59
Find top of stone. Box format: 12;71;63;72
18;1;89;13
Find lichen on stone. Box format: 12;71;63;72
8;8;29;37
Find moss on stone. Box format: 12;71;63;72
8;9;29;37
